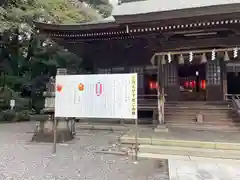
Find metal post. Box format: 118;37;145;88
53;68;67;154
134;118;138;162
52;115;57;154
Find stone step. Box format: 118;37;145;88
165;118;234;123
78;118;154;125
165;101;229;105
165;106;232;110
166;123;240;132
138;144;240;160
164;111;232;116
120;135;240;150
165;112;234;117
165;118;233;122
165;119;236;124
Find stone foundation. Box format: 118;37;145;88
32;120;74;143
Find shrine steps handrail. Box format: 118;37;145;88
226;94;240;118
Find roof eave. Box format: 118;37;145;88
34;20;118;31
113;3;240;23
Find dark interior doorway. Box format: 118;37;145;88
178;63;206;101
227;72;240;94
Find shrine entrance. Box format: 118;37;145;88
178;63;206;101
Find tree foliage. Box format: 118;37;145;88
0;0;106;114
83;0;112;18
0;0;103;33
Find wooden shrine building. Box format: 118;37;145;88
35;0;240;103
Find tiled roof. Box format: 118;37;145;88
112;0;240;16
77;16;115;25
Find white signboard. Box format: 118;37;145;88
54;73;137;119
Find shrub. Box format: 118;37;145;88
16;110;31;121
0;110;16;122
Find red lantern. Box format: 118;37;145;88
193;80;196;88
189;81;193;88
200;80;206;89
184;81;189;88
149;81;158;89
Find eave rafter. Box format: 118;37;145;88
37;19;240;42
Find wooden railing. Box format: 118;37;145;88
225;94;240;118
225;94;240;101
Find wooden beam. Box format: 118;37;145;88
154;36;240;52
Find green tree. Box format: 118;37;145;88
83;0;113;18
0;0;101;113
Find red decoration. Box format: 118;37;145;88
193;80;196;88
78;83;84;91
200;80;206;89
149;81;158;89
189;81;193;88
96;82;103;96
56;84;63;92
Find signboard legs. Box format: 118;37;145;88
134;118;139;162
53;115;57;154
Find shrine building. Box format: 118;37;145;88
35;0;240;127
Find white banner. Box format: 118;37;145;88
54;73;137;119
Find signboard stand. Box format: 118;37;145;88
134;118;139;162
54;73;138;155
52;115;57;154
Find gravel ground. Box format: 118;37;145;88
0;122;169;180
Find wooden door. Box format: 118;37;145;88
206;60;223;101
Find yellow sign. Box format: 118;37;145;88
131;75;137;116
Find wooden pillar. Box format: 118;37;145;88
164;57;179;101
138;68;144;95
221;60;228;100
206;60;223;101
157;56;164;92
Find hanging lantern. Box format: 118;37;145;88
184;81;189;88
200;80;206;89
224;51;230;61
189;81;193;88
179;54;184;64
201;53;207;63
162;55;166;64
192;80;196;88
149;81;158;89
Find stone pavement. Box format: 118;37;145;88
0;122;169;180
168;158;240;180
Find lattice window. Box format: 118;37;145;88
166;63;177;85
207;61;221;85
